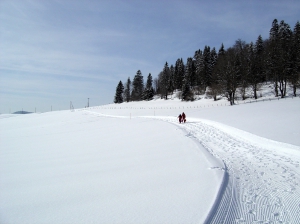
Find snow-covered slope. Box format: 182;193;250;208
1;96;300;223
0;110;223;223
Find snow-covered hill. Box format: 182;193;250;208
1;93;299;223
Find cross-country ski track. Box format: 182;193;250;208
88;110;300;223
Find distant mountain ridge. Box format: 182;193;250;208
12;111;33;114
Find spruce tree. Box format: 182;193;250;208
174;58;185;90
289;21;300;96
209;47;220;100
250;35;264;99
182;64;193;101
210;44;226;100
185;57;194;88
174;59;180;90
210;47;218;73
190;58;197;88
247;42;255;96
131;70;144;101
143;73;154;100
169;65;175;94
202;46;212;88
161;62;170;99
114;81;124;104
156;71;163;97
234;39;248;100
194;49;204;92
268;19;280;96
123;77;131;102
278;20;292;98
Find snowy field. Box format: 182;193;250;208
1;95;300;223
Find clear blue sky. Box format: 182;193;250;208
0;0;299;113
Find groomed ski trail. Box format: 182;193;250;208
151;116;300;223
86;111;300;223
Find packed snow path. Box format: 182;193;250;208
147;116;300;223
87;110;300;223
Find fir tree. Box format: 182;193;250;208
114;81;124;104
190;58;197;88
153;77;159;94
131;70;144;101
203;45;212;88
210;47;218;73
194;49;204;91
123;77;131;102
209;47;220;100
268;19;280;96
289;21;300;96
143;73;154;100
161;62;170;99
234;39;248;100
174;58;185;90
156;71;163;97
185;57;194;88
182;63;194;101
169;65;175;94
249;35;264;99
278;20;292;98
247;41;255;95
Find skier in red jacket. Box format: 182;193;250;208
182;112;186;123
178;114;182;123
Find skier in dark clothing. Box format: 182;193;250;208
182;112;186;123
178;114;182;123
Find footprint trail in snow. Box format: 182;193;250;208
152;116;300;223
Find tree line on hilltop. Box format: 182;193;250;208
114;19;300;105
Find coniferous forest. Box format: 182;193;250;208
114;19;300;105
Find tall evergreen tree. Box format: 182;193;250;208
278;20;292;98
185;57;194;88
189;58;197;88
156;71;163;97
160;62;170;99
194;49;204;92
250;35;264;99
209;47;218;86
247;41;256;96
153;77;159;94
289;21;300;96
169;65;175;94
209;47;221;100
143;73;154;100
202;46;212;88
123;77;131;102
234;39;248;100
114;80;124;104
174;58;185;90
210;47;218;73
268;19;280;96
182;65;193;101
131;70;144;101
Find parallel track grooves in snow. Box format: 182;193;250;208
87;111;300;223
152;116;300;223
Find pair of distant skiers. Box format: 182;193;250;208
178;112;186;123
